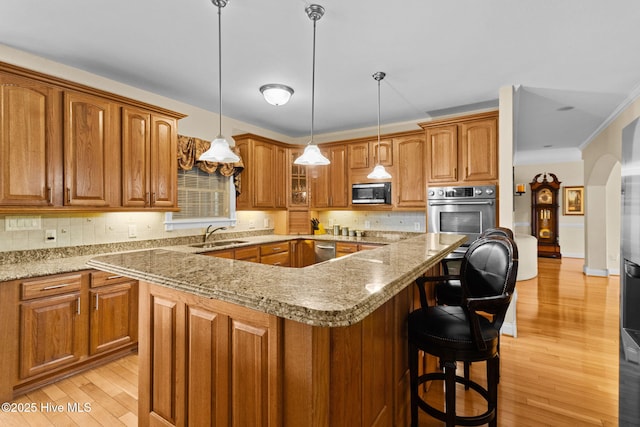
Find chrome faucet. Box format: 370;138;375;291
204;225;227;242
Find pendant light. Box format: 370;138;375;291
294;4;330;166
199;0;240;163
367;71;392;179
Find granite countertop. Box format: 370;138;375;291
87;233;465;327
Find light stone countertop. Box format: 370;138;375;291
87;233;465;327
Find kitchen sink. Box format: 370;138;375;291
190;240;247;248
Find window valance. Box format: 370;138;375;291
177;135;244;196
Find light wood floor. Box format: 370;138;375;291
0;257;619;426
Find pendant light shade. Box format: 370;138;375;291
294;4;330;166
260;84;294;106
199;0;240;163
367;71;391;179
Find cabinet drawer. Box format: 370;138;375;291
90;270;133;288
358;243;383;251
260;242;289;256
21;273;83;300
235;245;259;261
336;242;358;254
260;251;290;267
204;249;234;259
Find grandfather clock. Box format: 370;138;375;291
530;173;561;258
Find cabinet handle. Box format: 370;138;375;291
95;293;99;311
66;188;71;203
152;192;156;205
107;275;123;280
47;187;52;205
76;297;81;315
273;262;282;266
146;192;150;207
272;247;281;251
454;168;457;181
42;283;71;291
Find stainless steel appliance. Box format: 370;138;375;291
314;241;336;263
427;185;497;253
352;182;391;205
620;118;640;425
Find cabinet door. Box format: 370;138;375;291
235;138;251;210
371;139;393;167
309;149;330;208
275;145;287;208
349;141;370;169
150;115;177;207
329;145;348;207
460;118;497;182
395;135;426;207
122;107;151;207
289;148;309;207
0;74;61;206
20;292;84;378
89;281;138;355
426;125;457;183
253;141;275;208
64;91;118;206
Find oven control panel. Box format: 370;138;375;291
428;185;496;200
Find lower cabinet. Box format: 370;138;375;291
0;270;138;401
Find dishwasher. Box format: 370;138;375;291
314;241;336;263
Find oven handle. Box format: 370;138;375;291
429;200;494;206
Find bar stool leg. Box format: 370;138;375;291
409;341;419;427
443;360;457;427
487;355;499;427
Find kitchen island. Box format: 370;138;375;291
88;233;465;427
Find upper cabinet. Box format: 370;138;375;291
0;62;185;212
310;144;348;208
0;72;61;207
348;139;393;170
122;107;177;208
394;133;426;208
64;91;119;207
233;134;287;210
421;111;498;185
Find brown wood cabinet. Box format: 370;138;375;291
89;271;138;356
63;91;120;207
0;72;62;206
394;133;426;208
260;241;291;267
234;134;287;210
310;144;348;208
0;61;185;213
421;111;498;186
348;139;393;170
122;107;177;208
336;241;358;257
0;269;138;401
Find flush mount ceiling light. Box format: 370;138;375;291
199;0;240;163
367;71;392;179
294;4;330;166
260;84;294;106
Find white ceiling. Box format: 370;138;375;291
2;0;640;156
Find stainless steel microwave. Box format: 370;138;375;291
352;182;391;205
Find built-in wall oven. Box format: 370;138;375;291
427;185;497;253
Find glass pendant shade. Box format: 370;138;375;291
199;135;240;163
367;164;392;179
293;143;330;165
260;84;294;106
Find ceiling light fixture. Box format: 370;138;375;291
367;71;392;180
260;84;294;106
199;0;240;163
294;4;330;166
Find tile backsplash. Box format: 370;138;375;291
0;211;276;252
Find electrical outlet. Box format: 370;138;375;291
128;224;137;238
45;229;57;242
264;218;270;228
249;220;255;229
364;220;371;229
414;222;421;231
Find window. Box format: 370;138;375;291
164;168;236;230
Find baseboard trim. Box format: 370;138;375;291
501;321;517;337
583;266;610;277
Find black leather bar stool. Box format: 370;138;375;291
408;235;518;427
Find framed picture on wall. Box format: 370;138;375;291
563;186;584;215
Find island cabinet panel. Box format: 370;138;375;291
0;73;62;206
89;281;138;355
139;281;282;427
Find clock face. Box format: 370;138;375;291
537;188;553;204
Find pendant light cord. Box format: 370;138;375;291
310;18;317;145
377;77;381;164
217;4;223;138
